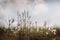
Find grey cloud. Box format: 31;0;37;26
0;0;45;17
27;0;35;4
0;0;42;9
0;0;15;9
44;0;60;2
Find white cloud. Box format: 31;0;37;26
32;3;48;16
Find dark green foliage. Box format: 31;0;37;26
0;27;60;40
0;27;5;40
56;28;60;36
0;27;18;40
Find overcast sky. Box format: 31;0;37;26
0;0;60;27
